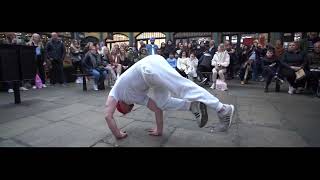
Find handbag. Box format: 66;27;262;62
295;68;305;81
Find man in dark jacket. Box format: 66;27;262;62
208;40;217;57
306;41;320;97
196;46;213;84
279;41;309;94
46;32;66;85
163;40;175;59
82;43;107;91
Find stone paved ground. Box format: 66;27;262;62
0;79;319;147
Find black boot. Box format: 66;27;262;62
264;86;269;93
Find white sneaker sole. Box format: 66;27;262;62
228;105;235;128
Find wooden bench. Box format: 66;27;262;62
73;73;114;91
72;73;91;91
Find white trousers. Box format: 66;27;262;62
140;55;223;111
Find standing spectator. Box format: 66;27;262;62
5;33;29;93
275;40;285;58
146;37;159;55
163;40;175;59
210;44;230;89
46;32;66;86
176;51;189;78
69;39;83;84
186;52;198;81
208;40;217;56
27;33;47;88
166;52;177;69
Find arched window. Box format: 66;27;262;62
105;33;129;50
136;32;166;49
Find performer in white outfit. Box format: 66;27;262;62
105;55;235;139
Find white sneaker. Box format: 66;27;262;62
217;104;235;132
199;78;207;85
210;83;215;89
93;84;98;91
19;87;28;91
75;79;80;84
32;86;37;89
8;89;14;93
288;86;295;94
42;84;47;88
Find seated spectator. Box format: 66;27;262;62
186;52;198;81
176;51;189;78
210;44;230;89
101;46;117;82
82;43;108;91
279;41;309;94
196;46;213;84
306;41;320;97
127;47;139;64
176;42;183;56
69;39;83;84
300;32;320;53
118;47;133;74
196;41;206;59
158;42;166;57
138;40;146;55
138;48;148;60
261;48;283;92
186;42;193;57
110;46;122;79
275;40;285;58
174;52;180;59
224;41;237;80
239;44;253;85
166;52;177;69
163;40;175;59
208;40;217;57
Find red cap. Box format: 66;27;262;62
116;101;134;114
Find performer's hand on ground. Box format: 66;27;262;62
148;128;162;136
116;130;128;139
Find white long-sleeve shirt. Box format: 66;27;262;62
177;57;189;72
186;57;198;74
211;50;230;67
